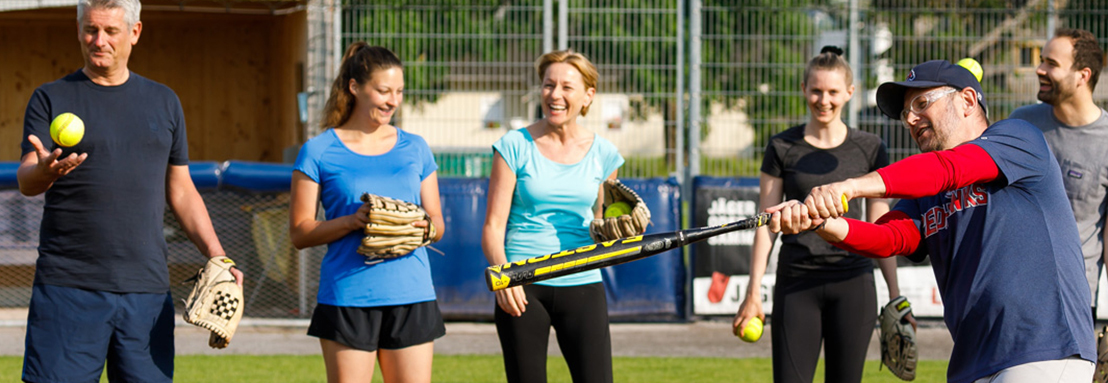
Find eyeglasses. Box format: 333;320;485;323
900;88;958;123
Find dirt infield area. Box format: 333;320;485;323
0;308;954;360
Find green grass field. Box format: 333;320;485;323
1;355;949;382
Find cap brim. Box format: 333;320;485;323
876;80;948;120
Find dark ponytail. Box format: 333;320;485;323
803;45;853;85
321;43;403;128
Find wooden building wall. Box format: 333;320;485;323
0;7;306;162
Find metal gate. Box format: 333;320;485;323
329;0;683;178
689;0;1108;175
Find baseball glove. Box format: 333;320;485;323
1095;325;1108;383
589;179;651;242
879;296;918;381
183;256;243;349
357;193;437;265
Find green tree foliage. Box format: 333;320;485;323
700;1;825;149
342;0;545;106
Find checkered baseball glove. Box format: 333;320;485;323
589;179;651;242
357;193;437;265
879;296;918;381
1095;325;1108;383
183;256;243;349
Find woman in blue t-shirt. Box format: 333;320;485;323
483;50;624;383
731;46;913;383
289;43;446;383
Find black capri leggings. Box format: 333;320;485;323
771;271;877;383
494;282;613;383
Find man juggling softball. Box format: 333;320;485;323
18;1;243;381
766;60;1095;382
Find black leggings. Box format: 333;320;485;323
494;282;613;383
771;272;877;383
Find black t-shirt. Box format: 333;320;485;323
21;70;189;293
761;124;889;278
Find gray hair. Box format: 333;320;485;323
77;0;141;28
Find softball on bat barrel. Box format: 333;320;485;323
736;317;763;343
604;201;633;218
956;58;983;83
49;113;85;147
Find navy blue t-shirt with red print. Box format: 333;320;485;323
891;119;1094;382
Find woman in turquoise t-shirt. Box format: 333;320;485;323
289;43;446;383
483;50;624;383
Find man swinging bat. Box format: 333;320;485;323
770;59;1095;383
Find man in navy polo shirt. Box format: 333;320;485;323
765;60;1095;382
17;1;243;382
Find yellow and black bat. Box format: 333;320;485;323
485;213;772;291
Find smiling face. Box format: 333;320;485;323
901;87;962;152
802;68;853;125
349;66;404;127
540;62;595;127
1037;37;1082;105
79;6;141;75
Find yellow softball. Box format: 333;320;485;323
956;58;983;83
49;112;85;147
604;201;632;218
737;317;764;343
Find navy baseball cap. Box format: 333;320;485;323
876;60;987;120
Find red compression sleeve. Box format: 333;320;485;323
876;143;998;199
832;211;920;258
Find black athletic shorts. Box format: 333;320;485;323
307;300;446;351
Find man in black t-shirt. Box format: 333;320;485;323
16;1;242;382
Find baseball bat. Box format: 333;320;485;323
485;213;771;291
484;194;847;291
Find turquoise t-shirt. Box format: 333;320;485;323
493;128;624;286
294;128;438;307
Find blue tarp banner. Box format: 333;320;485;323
0;162;687;321
602;178;685;320
431;177;686;321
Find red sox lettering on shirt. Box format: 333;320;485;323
922;185;989;238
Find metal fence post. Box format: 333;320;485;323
688;0;701;183
544;0;554;53
558;0;568;50
677;0;687;186
848;0;860;130
1047;0;1055;39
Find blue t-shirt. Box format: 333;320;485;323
893;119;1095;383
295;128;439;307
21;70;189;293
493;128;624;287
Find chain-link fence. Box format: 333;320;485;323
694;0;1108;176
0;189;322;319
340;0;547;178
565;0;682;178
337;0;682;178
3;0;1108;318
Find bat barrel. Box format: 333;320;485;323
485;233;668;291
484;213;771;291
